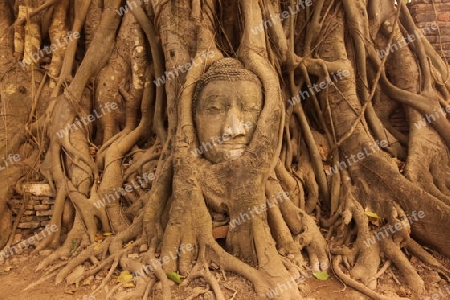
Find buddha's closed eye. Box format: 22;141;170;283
205;103;226;115
243;105;261;113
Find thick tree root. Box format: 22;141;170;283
3;1;450;300
332;255;409;300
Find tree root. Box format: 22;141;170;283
381;237;425;295
406;239;450;281
35;215;89;271
183;261;225;300
185;285;211;300
332;255;409;300
6;1;450;300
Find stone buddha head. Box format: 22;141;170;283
193;58;263;164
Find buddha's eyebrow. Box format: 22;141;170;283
239;95;261;103
201;95;227;103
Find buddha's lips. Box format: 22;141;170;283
221;142;247;146
220;143;247;150
226;148;245;158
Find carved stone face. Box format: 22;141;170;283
195;80;263;163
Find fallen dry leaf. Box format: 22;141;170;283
123;282;135;288
117;271;134;284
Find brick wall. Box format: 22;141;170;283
409;0;450;63
10;183;55;231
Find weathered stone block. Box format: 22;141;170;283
20;216;34;222
34;205;50;211
40;221;50;227
36;210;54;217
18;221;40;229
41;198;54;205
23;183;55;197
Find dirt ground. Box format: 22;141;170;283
0;246;448;300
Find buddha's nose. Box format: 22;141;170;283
223;107;246;137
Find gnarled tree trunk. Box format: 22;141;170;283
0;0;449;299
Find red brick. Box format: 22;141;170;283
438;13;450;22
